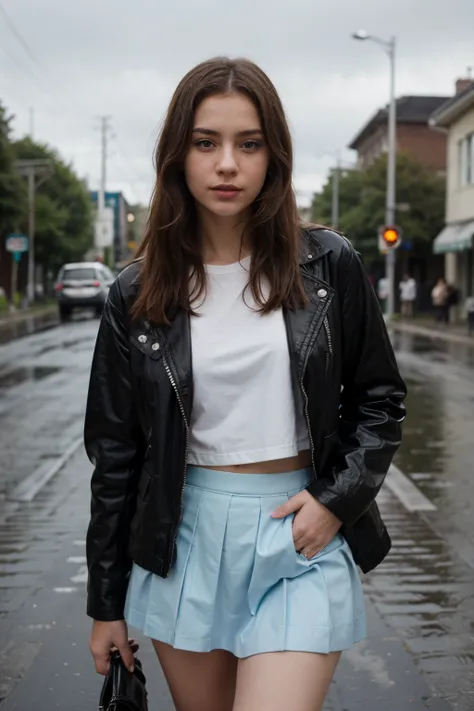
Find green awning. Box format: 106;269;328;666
433;220;474;254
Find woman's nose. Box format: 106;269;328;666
216;147;238;175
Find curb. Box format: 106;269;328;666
389;320;474;346
0;305;58;328
8;437;84;503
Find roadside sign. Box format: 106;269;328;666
6;234;29;253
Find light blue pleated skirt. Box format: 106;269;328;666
125;466;366;658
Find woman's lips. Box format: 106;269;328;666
211;186;242;199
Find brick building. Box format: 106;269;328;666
431;80;474;316
349;95;450;171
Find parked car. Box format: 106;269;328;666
55;262;116;321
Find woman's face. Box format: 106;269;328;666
184;92;270;221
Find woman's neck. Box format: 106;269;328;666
198;209;252;265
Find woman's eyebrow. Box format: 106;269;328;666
192;128;264;137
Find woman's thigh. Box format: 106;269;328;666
233;651;341;711
152;640;238;711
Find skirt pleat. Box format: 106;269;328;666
125;466;367;657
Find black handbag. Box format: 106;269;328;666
99;650;148;711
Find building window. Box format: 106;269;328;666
459;132;474;186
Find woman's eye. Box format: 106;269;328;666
196;140;214;149
242;140;261;151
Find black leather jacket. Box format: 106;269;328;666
85;228;407;621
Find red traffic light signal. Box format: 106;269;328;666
378;225;402;251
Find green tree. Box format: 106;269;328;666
311;153;446;262
0;102;26;238
13;137;94;280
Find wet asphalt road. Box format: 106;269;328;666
0;317;473;710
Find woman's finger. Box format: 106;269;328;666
292;532;307;551
93;651;111;676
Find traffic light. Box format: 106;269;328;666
378;225;402;253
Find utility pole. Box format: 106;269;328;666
29;108;34;138
352;30;398;320
96;116;112;260
331;152;341;229
385;36;397;321
15;159;52;305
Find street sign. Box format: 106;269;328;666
6;234;29;253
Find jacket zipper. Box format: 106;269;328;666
323;315;333;373
300;371;317;481
161;355;189;572
301;314;333;481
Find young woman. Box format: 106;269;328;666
85;57;407;711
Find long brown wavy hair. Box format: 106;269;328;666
131;56;306;325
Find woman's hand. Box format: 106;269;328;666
90;619;137;675
272;490;342;559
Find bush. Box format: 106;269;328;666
0;293;8;314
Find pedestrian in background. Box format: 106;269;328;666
399;273;417;318
466;295;474;336
84;57;407;711
377;275;389;312
432;277;449;324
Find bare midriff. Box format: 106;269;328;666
203;449;312;474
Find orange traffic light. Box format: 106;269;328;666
380;225;401;250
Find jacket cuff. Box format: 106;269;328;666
305;478;361;527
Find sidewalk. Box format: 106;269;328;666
389;315;474;345
0;303;58;344
0;302;57;326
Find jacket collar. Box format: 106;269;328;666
299;227;332;266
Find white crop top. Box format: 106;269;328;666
187;256;310;466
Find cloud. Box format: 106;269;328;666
2;0;473;205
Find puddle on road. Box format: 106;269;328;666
33;338;85;357
392;332;474;523
0;366;61;390
393;330;474;369
365;489;474;693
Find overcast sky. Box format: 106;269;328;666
1;0;473;207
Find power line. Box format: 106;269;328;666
0;45;50;99
0;3;150;205
0;3;38;66
0;2;90;119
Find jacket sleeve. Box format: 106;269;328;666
307;241;407;526
84;278;146;621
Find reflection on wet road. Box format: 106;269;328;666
0;311;59;346
0;318;96;498
392;330;474;558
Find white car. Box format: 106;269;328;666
55;262;116;321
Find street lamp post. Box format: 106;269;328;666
352;31;397;320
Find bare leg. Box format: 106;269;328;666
233;651;341;711
152;640;237;711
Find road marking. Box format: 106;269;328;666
67;556;86;564
385;464;437;512
8;436;83;503
70;566;88;584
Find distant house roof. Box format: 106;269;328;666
349;95;450;149
430;82;474;127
